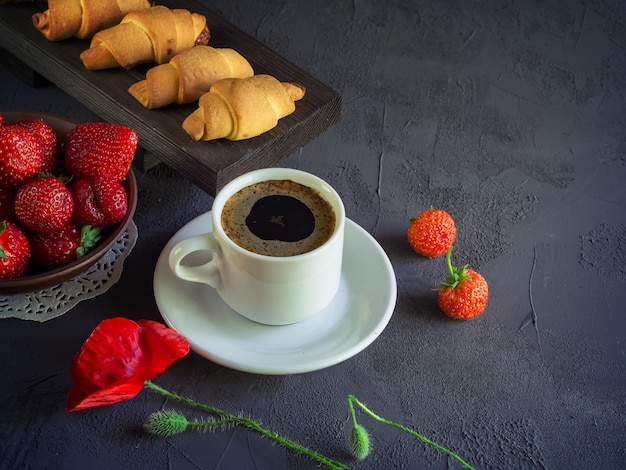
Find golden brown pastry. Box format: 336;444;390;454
32;0;152;41
182;74;305;141
128;46;254;109
79;5;210;70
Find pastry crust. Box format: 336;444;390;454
182;74;306;141
32;0;152;41
79;5;210;70
128;46;254;109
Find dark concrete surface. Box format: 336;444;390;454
1;0;625;469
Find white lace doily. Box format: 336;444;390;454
0;220;138;322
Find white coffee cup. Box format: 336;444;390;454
168;168;345;325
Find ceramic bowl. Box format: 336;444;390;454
0;111;137;295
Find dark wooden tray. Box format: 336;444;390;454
0;0;341;196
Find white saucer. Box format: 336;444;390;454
153;211;397;375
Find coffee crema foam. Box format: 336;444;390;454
221;179;336;257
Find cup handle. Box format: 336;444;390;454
168;233;221;289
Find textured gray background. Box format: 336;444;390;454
1;0;625;468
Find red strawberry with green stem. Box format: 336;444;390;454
70;176;128;228
15;176;74;233
0;124;43;188
17;119;59;173
407;208;456;258
64;122;138;182
437;247;489;320
30;223;101;270
0;220;31;278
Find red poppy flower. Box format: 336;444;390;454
66;317;190;412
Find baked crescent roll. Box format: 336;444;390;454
182;74;306;141
128;46;254;109
79;5;210;70
32;0;152;41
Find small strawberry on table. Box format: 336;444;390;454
437;247;489;320
407;208;456;258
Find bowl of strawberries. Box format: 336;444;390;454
0;111;138;294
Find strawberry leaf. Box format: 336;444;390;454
439;246;471;289
76;225;102;258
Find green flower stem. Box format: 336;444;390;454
347;395;475;470
348;397;359;428
144;381;351;470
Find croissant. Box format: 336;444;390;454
182;74;305;141
32;0;152;41
128;46;254;109
79;5;210;70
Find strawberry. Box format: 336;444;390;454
437;247;488;320
0;220;31;278
407;208;456;258
15;176;74;233
30;223;101;270
0;188;16;222
70;176;128;228
0;124;43;188
17;119;59;173
64;122;138;182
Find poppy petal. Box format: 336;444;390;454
66;317;190;412
70;318;145;387
136;319;190;375
66;379;146;411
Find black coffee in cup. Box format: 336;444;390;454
221;179;336;256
